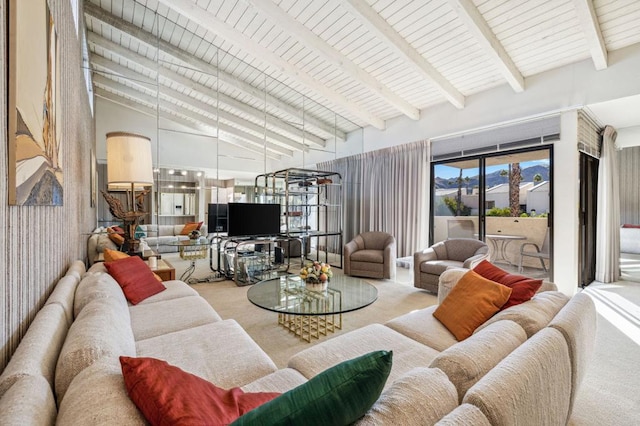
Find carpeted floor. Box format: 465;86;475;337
164;252;640;425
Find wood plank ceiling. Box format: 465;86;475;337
84;0;640;159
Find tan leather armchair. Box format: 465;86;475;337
344;232;396;279
414;238;489;294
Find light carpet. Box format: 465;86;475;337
164;253;640;425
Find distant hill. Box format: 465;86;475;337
435;164;549;189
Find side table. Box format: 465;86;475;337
150;259;175;281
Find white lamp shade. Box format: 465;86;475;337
106;132;154;186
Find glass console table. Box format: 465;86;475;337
247;274;377;342
169;239;210;283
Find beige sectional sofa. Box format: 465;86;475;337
0;263;596;425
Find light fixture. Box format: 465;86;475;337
168;169;175;175
196;171;202;177
181;170;187;176
103;132;153;253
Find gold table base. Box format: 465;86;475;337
278;312;342;343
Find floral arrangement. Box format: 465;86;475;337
188;229;201;240
300;261;332;283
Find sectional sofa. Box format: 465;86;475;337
0;262;596;425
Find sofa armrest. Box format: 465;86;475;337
437;268;469;304
463;252;490;269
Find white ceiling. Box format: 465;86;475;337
84;0;640;160
587;94;640;129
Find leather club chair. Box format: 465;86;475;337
414;238;489;294
344;232;396;279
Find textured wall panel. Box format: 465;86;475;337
619;146;640;226
0;0;96;369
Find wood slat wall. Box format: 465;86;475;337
619;146;640;226
0;0;96;370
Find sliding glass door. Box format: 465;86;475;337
431;147;552;279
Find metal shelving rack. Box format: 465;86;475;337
255;168;343;268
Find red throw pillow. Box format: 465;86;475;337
120;356;280;426
104;256;166;304
473;260;543;310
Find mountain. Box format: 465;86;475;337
435;164;550;189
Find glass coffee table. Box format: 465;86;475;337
247;274;378;342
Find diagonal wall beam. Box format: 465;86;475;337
571;0;608;70
88;35;308;151
94;88;282;160
245;0;419;120
93;74;293;157
342;0;464;109
447;0;525;92
85;1;372;132
152;0;386;129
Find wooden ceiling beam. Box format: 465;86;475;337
343;0;465;109
85;1;351;137
447;0;525;93
246;0;419;120
152;0;386;129
571;0;608;70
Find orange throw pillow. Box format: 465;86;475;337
180;222;203;235
104;256;166;304
473;260;543;310
106;227;125;246
120;356;280;426
433;270;512;341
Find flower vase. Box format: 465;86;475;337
305;279;327;292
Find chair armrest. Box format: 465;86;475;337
413;249;437;286
520;243;541;254
463;252;490;269
383;237;397;279
344;240;359;275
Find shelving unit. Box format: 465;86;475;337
255;168;343;268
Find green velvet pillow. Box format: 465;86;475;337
231;350;392;426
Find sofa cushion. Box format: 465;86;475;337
385;305;458;352
421;260;464;276
96;234;118;253
135;320;277;389
476;290;569;338
120;356;280;426
57;360;146;426
288;324;439;389
435;403;492;425
355;367;458;426
104;256;166;305
55;297;136;401
433;271;512;341
463;327;572;425
429;320;527;402
241;369;308;394
129;296;222;341
74;271;129;318
232;351;392;426
351;249;384;263
133;280;199;305
0;303;68;398
473;260;542;309
0;375;57;426
65;260;86;281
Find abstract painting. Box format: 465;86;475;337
8;0;62;205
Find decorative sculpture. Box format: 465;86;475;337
101;189;147;253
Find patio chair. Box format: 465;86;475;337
518;229;550;273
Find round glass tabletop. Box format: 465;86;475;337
247;274;378;316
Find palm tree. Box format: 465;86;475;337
456;169;463;216
509;163;522;216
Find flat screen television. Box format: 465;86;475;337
227;203;281;237
207;203;228;233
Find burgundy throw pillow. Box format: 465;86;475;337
622;224;640;228
473;260;543;310
120;356;280;426
104;256;166;304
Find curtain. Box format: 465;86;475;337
318;140;429;257
595;125;620;283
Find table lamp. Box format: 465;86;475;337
104;132;153;253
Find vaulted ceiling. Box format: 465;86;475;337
85;0;640;160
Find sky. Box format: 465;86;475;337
435;159;550;180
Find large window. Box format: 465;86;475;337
431;147;552;279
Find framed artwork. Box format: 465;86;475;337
8;0;62;205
